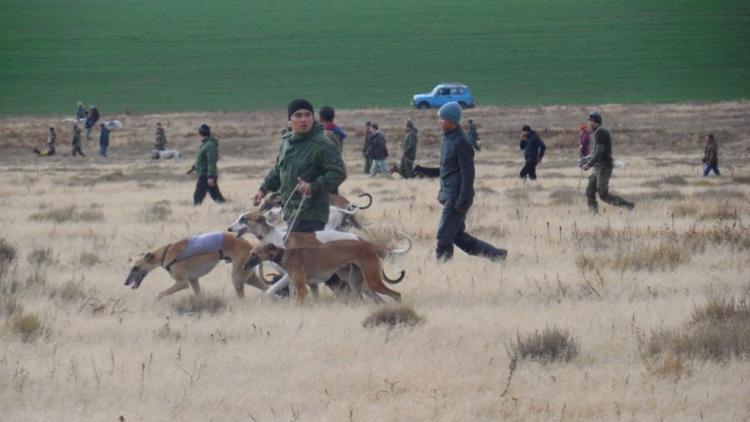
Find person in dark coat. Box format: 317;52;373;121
71;124;85;157
362;121;373;174
85;104;100;141
435;102;507;262
519;125;546;181
702;134;720;176
99;123;110;157
466;119;481;151
368;123;389;177
188;124;225;205
34;127;56;156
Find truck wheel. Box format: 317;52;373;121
418;102;430;110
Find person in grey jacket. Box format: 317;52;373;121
435;102;507;262
519;125;546;180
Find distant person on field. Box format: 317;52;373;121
466;119;481;151
187;124;225;205
435;102;507;262
85;104;100;141
154;122;167;151
368;123;389;177
579;124;591;158
702;134;720;176
319;106;346;153
76;102;87;121
582;112;634;212
362;121;373;174
394;120;418;178
34;127;56;156
99;123;110;157
519;125;546;181
71;124;85;157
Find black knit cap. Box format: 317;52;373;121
522;125;532;132
198;124;211;136
288;98;314;119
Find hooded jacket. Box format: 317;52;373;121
438;126;474;210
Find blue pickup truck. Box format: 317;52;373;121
412;83;475;109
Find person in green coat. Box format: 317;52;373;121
187;124;225;205
396;120;418;178
252;99;347;233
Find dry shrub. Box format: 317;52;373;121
631;190;684;201
505;188;530;202
49;279;87;302
679;222;750;251
645;353;691;379
698;206;739;221
671;203;699;218
612;243;689;271
732;175;750;184
359;226;409;253
154;317;182;340
0;238;17;265
575;253;599;272
694;189;745;201
77;252;100;267
141;200;172;223
27;248;55;266
549;187;578;205
362;304;424;329
11;312;47;342
510;327;579;363
645;296;750;361
29;205;103;223
173;293;226;316
662;175;688;185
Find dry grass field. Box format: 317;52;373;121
1;102;749;421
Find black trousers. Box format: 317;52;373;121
193;174;225;205
436;200;507;261
519;161;537;180
72;145;85;157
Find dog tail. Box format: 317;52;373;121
387;231;413;257
356;192;373;209
382;269;405;284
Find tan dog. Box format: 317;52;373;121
125;232;267;300
244;240;403;304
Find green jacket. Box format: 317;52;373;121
585;126;613;170
194;137;219;176
260;122;347;224
703;141;718;166
402;127;418;160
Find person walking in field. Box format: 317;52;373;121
466;119;481;151
76;101;87;122
154;123;168;151
319;106;346;153
85;104;100;141
582;112;634;212
187;124;225;205
71;124;85;157
362;121;373;174
368;123;389;177
252;98;347;233
702;134;720;176
98;123;110;158
435;102;507;262
519;125;546;181
394;120;418;178
34;127;56;156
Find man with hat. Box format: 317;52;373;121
154;123;168;151
518;125;546;181
252;98;346;234
362;121;373;174
435;102;507;262
188;124;225;205
582;112;634;212
395;119;418;178
466;119;481;151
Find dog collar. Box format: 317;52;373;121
272;248;284;264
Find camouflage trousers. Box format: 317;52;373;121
585;167;634;212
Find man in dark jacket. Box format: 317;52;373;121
435;102;507;262
362;121;373;174
395;120;418;178
188;124;225;205
34;127;56;156
519;125;546;181
368;123;389;177
98;123;110;157
85;104;100;141
71;124;85;157
466;119;481;151
702;134;720;176
252;99;346;233
582;112;634;212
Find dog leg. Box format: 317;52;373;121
288;268;309;304
156;280;189;300
265;274;290;298
361;260;402;302
188;278;202;296
309;284;319;300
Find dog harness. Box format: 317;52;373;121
161;232;227;272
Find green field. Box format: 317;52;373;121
1;0;749;116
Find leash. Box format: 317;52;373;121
282;193;310;244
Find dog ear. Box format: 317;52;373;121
143;252;155;262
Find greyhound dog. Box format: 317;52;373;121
244;241;403;304
413;164;440;178
227;211;411;302
125;232;267;300
259;192;371;231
